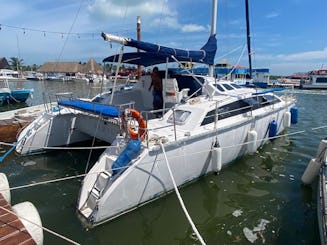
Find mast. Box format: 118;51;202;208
208;0;218;77
137;16;142;79
245;0;252;79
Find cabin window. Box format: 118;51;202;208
168;110;191;125
230;83;242;89
214;84;225;92
221;84;234;90
201;109;217;125
243;97;260;109
201;100;251;126
218;100;251;120
261;94;281;105
316;77;327;83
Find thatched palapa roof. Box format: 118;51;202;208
81;58;103;74
38;62;80;73
37;58;103;74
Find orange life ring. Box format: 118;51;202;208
123;108;147;140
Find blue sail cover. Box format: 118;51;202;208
103;35;217;67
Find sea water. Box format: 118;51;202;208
0;80;326;244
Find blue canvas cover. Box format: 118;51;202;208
58;99;120;117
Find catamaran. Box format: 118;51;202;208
76;1;298;226
10;0;298;228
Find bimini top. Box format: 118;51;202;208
102;32;217;67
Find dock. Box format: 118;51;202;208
0;193;37;245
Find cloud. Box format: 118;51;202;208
0;2;25;22
181;24;207;32
88;0;172;19
88;0;207;33
276;47;327;61
255;47;327;62
153;16;208;33
269;62;320;75
252;47;327;74
153;16;179;29
265;12;279;19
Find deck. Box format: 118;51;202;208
0;193;36;245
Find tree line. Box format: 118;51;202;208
8;57;40;72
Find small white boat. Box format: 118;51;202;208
0;69;20;81
301;138;327;245
300;69;327;89
25;71;43;81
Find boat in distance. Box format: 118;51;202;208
300;69;327;89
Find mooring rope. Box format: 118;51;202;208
0;126;322;193
0;125;325;191
0;124;325;245
0;125;323;152
159;141;206;245
0;205;80;245
3;173;88;191
84;113;102;174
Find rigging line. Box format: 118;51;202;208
2;173;88;192
0;128;305;192
100;61;105;95
156;0;166;42
160;141;206;245
170;55;211;98
110;46;125;104
0;129;319;192
219;43;247;81
1;121;326;151
84;113;102;174
0;23;95;36
56;0;84;62
0;205;80;245
122;1;129;28
215;44;244;61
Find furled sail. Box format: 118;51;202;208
101;32;217;66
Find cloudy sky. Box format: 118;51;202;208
0;0;326;75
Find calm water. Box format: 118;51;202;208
1;80;326;244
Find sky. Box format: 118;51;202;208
0;0;327;75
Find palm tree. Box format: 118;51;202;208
9;57;24;71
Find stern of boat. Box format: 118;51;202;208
77;136;129;225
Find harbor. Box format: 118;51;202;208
0;80;325;244
1;0;327;244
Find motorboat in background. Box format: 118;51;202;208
25;71;44;81
0;69;20;81
300;69;327;89
0;79;33;106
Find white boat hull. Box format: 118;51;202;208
16;108;121;154
15;78;154;155
78;101;295;226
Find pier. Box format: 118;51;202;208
0;193;36;244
